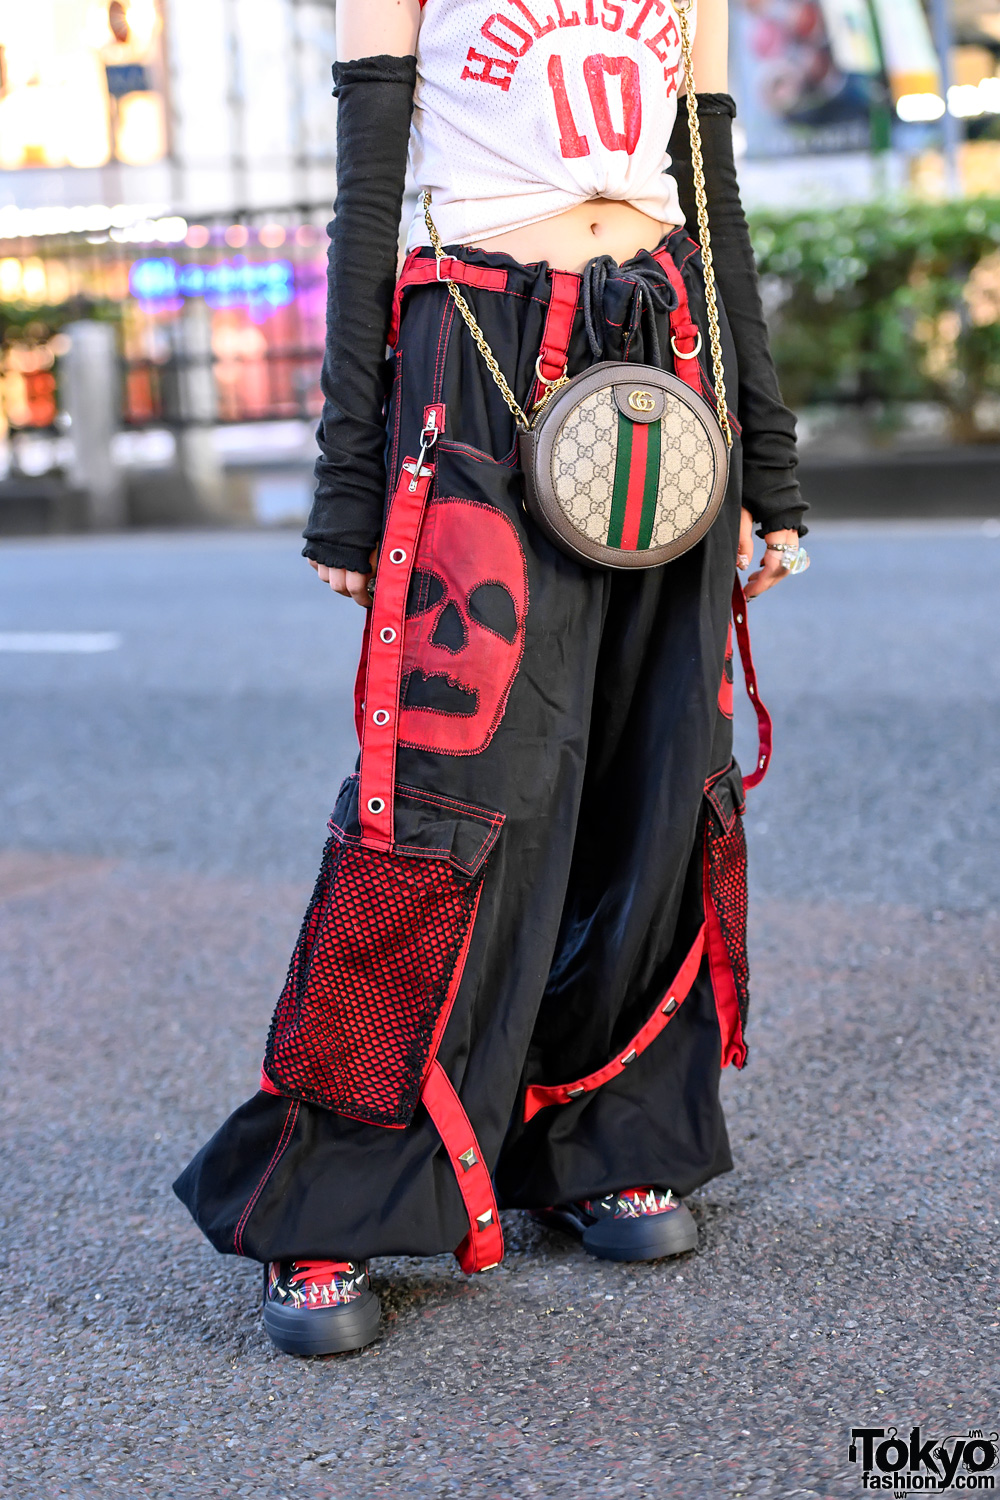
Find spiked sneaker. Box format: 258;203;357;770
534;1188;698;1262
262;1259;380;1355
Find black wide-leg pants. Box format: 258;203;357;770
174;229;755;1265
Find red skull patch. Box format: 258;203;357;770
399;498;528;755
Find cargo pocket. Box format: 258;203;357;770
263;775;503;1128
702;759;749;1068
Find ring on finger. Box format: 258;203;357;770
766;541;811;575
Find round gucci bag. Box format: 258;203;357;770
420;0;733;572
516;362;729;570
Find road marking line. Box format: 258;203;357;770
0;632;122;653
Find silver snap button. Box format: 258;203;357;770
366;797;385;815
389;548;407;565
379;627;397;644
736;613;743;624
372;709;390;726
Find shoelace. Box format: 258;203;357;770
581;251;679;367
287;1259;358;1290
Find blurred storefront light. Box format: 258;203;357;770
897;77;1000;123
947;77;1000;117
0;0;166;170
0;204;180;241
897;92;948;121
128;255;295;315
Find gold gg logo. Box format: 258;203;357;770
627;389;655;413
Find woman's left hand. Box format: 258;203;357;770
737;507;800;600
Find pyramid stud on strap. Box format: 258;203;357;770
458;1148;478;1171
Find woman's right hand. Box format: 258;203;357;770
308;550;377;609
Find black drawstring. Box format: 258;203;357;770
581;250;679;367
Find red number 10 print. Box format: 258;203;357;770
547;52;642;159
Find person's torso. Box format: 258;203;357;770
407;0;694;248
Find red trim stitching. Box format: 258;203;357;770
387;350;404;489
329;775;506;874
438;438;518;468
421;882;484;1091
233;1100;299;1257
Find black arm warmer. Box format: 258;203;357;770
669;94;807;537
302;55;417;573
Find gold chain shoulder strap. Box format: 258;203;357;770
675;0;732;448
422;0;732;448
422;195;532;430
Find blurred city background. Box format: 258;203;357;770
3;6;999;1496
0;0;998;532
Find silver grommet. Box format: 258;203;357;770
366;797;385;815
389;548;407;565
379;626;397;644
372;708;390;726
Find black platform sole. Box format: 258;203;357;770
262;1286;381;1356
534;1200;698;1262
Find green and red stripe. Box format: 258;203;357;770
606;414;662;551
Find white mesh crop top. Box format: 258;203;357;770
406;0;695;249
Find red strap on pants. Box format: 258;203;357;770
526;269;580;409
731;577;773;789
389;251;509;347
522;924;707;1123
538;269;580;381
357;457;434;848
421;1061;504;1273
652;246;704;395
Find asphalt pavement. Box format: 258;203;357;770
1;522;998;1500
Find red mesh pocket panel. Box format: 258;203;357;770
704;805;749;1031
264;831;483;1128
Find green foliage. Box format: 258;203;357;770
748;198;1000;440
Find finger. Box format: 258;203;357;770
346;571;373;608
746;551;789;598
737;508;753;571
307;558;320;574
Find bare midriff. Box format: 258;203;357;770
470;198;679;276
